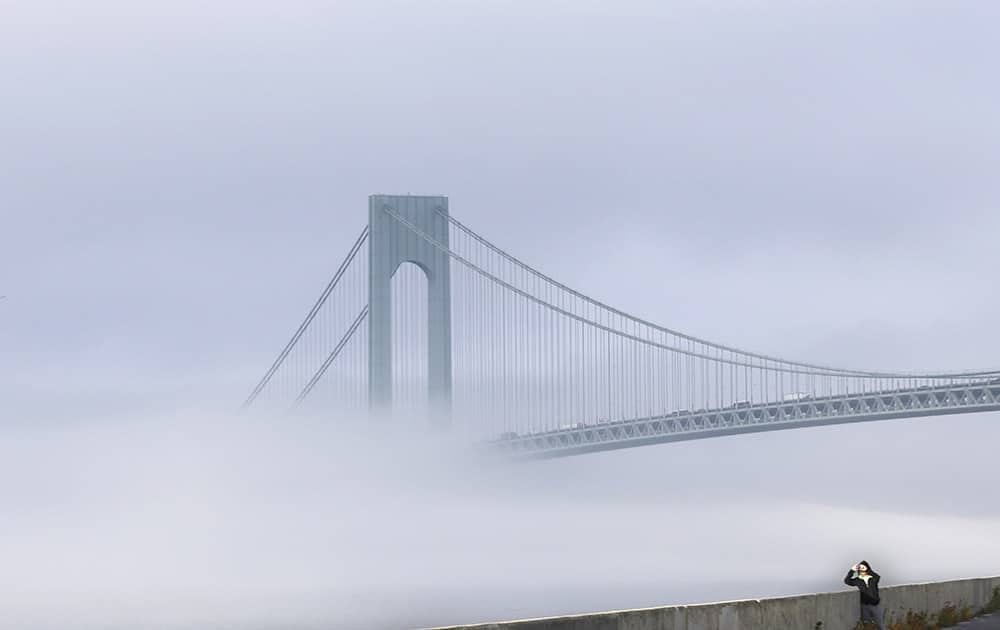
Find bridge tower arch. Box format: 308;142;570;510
368;194;451;425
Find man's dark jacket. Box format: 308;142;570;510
844;560;881;605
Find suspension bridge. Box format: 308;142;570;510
243;194;1000;457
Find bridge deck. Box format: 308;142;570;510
498;380;1000;458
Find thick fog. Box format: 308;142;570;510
2;1;999;628
2;414;999;629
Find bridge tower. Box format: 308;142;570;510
367;194;452;425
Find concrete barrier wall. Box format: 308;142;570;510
424;575;1000;630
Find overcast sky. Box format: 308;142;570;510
2;1;999;628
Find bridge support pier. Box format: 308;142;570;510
368;194;452;426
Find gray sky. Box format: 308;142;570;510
2;1;999;628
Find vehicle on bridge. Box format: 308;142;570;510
782;392;813;402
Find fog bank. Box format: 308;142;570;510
2;411;997;629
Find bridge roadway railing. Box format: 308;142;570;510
497;379;1000;458
423;574;1000;630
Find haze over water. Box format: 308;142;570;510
2;411;998;629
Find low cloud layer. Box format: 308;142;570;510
2;411;997;629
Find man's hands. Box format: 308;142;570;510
851;564;860;572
